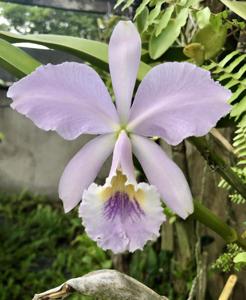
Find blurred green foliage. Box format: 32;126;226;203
0;192;112;300
0;2;99;39
212;243;244;272
0;191;195;300
130;246;195;299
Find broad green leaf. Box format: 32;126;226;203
148;0;163;25
155;5;175;36
233;252;246;263
136;7;149;33
193;24;227;59
134;0;151;19
185;0;200;7
220;0;246;20
183;43;205;65
196;7;211;28
179;0;188;6
0;31;150;80
0;31;108;70
114;0;126;9
0;38;41;78
149;8;189;59
122;0;135;11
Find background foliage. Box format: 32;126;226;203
0;192;112;300
0;2;99;38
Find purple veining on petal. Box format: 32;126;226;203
80;179;165;253
104;191;145;222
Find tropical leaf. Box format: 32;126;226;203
136;7;149;33
233;252;246;263
220;0;246;20
0;31;150;80
134;0;152;19
218;126;246;204
114;0;126;9
148;0;164;25
193;23;227;59
233;126;246;165
155;5;175;36
122;0;135;10
196;7;211;29
0;38;41;78
149;8;189;59
203;51;246;124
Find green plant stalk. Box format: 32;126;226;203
189;137;246;199
192;201;246;250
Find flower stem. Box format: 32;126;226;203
189;137;246;199
192;200;246;250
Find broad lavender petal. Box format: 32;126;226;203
108;130;136;184
59;134;115;213
8;62;120;140
128;62;231;145
131;134;193;219
80;171;165;253
109;21;141;123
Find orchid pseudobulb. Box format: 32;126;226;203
8;21;231;253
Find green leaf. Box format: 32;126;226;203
136;7;149;33
148;0;163;25
134;0;151;20
0;31;150;81
149;8;189;59
220;0;246;20
0;38;41;78
185;0;200;7
239;115;246;127
155;5;175;36
122;0;135;11
193;23;227;59
203;51;246;124
196;7;211;29
0;31;108;70
231;96;246;119
233;252;246;263
183;43;205;65
114;0;126;9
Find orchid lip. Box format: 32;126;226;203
80;169;165;253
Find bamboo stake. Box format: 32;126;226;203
218;275;238;300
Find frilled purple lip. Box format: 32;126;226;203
104;191;145;222
80;170;165;253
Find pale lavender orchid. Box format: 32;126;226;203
8;21;231;253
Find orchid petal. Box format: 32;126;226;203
109;21;141;123
108;130;136;185
8;62;120;140
128;62;231;145
131;134;193;219
59;134;115;213
80;171;165;253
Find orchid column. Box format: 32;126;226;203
7;21;231;253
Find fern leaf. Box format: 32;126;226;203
204;51;246;122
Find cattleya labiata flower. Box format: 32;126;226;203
8;21;231;253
